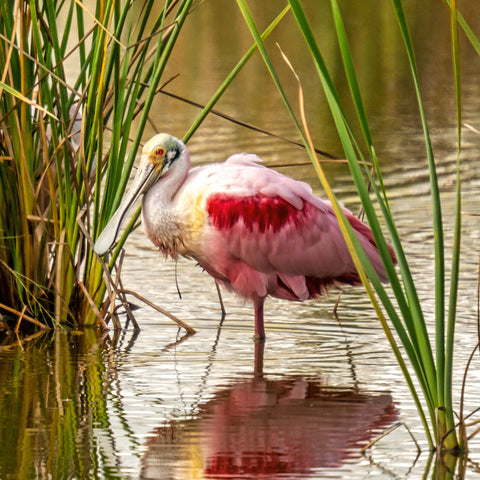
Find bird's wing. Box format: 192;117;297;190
176;158;386;301
188;154;323;211
204;189;354;276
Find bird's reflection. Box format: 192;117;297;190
141;343;397;479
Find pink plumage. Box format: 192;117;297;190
95;134;396;339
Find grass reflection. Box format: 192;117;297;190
0;329;133;479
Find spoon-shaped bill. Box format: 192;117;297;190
94;164;155;256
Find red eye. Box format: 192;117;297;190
154;147;165;156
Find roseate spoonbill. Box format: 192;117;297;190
95;133;394;339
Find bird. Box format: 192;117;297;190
95;133;395;340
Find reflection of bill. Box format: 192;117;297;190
141;376;397;479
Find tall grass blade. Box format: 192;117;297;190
184;5;291;143
237;0;471;450
388;8;449;434
236;0;437;444
281;44;435;447
442;0;480;56
235;0;309;150
445;0;462;446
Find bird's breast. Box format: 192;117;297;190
142;190;206;259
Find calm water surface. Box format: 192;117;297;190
2;1;480;478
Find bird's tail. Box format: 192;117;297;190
345;211;397;282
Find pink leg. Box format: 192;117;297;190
254;297;266;341
254;341;265;377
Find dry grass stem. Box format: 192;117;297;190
78;281;109;330
0;302;48;330
14;305;27;333
120;289;196;334
159;87;343;161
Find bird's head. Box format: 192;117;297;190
94;133;186;256
139;132;184;182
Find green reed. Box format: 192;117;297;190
0;1;195;327
236;0;476;454
0;1;289;330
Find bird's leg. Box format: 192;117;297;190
254;340;265;377
214;281;226;318
254;297;266;341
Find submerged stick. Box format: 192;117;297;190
360;421;421;454
120;289;196;334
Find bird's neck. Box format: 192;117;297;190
141;148;191;258
147;145;191;206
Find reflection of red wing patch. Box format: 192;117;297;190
207;193;303;233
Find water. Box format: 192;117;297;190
2;0;480;478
